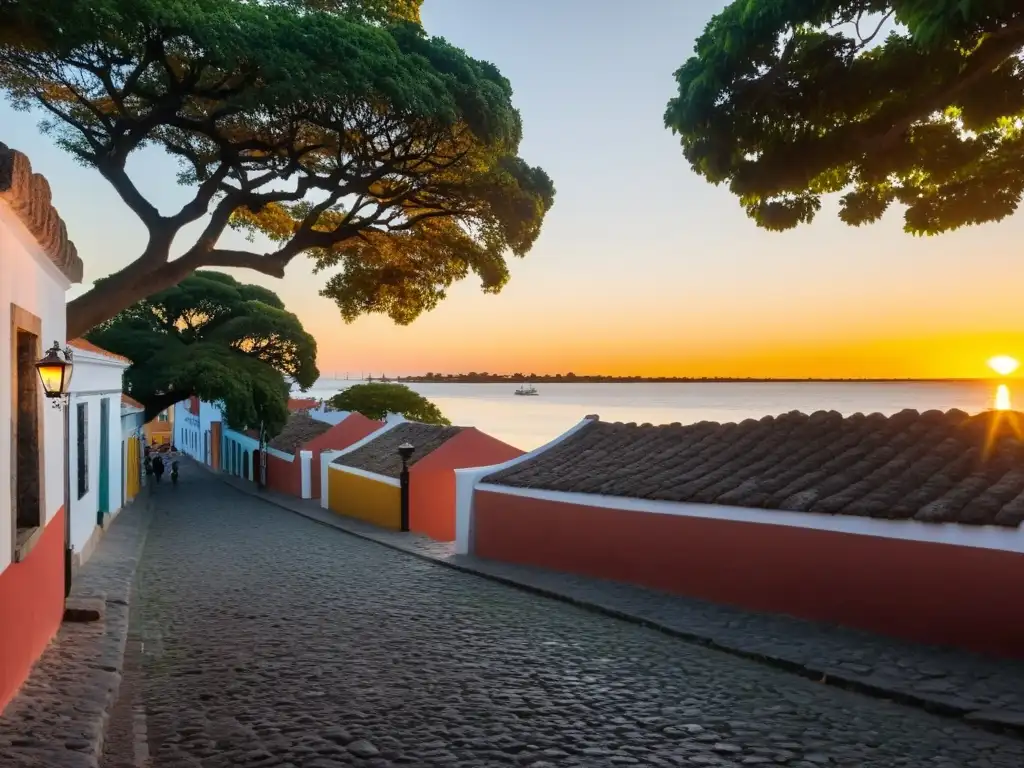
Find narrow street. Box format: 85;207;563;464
105;466;1024;768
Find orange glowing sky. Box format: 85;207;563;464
5;0;1024;380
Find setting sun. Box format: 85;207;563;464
988;356;1020;376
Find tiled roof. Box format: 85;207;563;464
69;338;132;364
334;422;462;478
288;397;318;412
484;409;1024;528
0;143;83;282
268;412;332;453
121;394;145;411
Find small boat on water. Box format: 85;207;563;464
515;384;539;396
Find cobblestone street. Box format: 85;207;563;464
113;467;1024;767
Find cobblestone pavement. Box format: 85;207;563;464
124;466;1024;768
225;473;1024;731
0;495;152;768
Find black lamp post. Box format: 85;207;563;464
34;341;74;598
397;442;414;532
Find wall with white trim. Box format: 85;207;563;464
454;415;598;554
67;348;129;561
0;200;69;575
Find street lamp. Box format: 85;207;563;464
397;442;414;532
35;342;74;598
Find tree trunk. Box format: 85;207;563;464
66;253;195;338
143;390;191;423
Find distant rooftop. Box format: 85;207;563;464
269;412;332;453
484;409;1024;528
70;338;132;364
334;422;462;478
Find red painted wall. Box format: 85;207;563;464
474;491;1024;659
304;413;382;499
263;414;382;500
410;429;523;542
0;509;65;711
265;452;301;497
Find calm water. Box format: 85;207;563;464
302;380;1012;451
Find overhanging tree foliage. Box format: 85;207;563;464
87;271;318;433
328;382;449;424
0;0;555;337
665;2;1024;234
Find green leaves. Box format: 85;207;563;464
666;0;1024;236
86;271;317;433
1;0;553;333
327;382;449;424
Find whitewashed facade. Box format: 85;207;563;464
67;340;130;568
0;142;83;710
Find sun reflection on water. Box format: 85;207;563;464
995;384;1012;411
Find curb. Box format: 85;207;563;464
214;470;1024;739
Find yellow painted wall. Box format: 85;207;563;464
125;437;141;501
326;467;401;530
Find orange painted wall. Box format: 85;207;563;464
410;429;523;542
473;491;1024;659
0;509;65;711
210;422;222;470
304;413;382;499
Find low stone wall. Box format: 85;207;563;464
472;486;1024;659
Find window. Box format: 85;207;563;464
77;402;89;499
12;314;43;555
158;410;168;422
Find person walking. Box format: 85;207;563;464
152;454;165;484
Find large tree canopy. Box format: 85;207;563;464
87;271;318;434
328;382;449;424
665;2;1024;235
0;0;554;337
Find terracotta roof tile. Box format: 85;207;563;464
69;338;132;364
121;394;145;410
0;143;83;282
268;412;332;453
484;409;1024;528
288;397;318;412
334;422;462;478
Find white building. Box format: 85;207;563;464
174;396;226;467
66;339;131;567
0;142;84;710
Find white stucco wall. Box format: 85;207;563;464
174;399;223;463
67;348;129;559
121;407;145;441
0;200;70;575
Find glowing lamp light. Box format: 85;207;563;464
988;355;1020;377
35;342;74;398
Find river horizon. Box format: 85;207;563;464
297;379;1016;452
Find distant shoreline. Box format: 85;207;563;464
314;376;1000;385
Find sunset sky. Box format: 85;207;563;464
4;0;1024;380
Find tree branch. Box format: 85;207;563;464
201;249;290;278
865;17;1024;154
95;156;162;227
